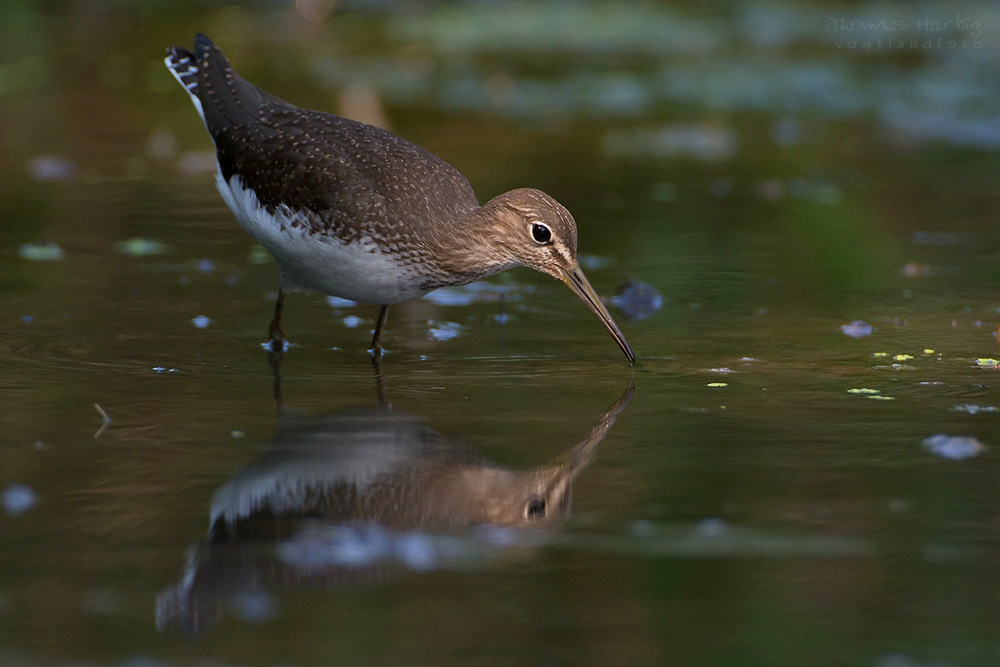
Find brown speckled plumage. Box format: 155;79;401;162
175;35;478;250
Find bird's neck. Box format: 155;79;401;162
430;202;518;284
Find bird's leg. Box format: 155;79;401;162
370;304;389;358
269;347;285;409
267;287;287;356
370;352;390;408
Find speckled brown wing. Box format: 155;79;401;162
187;34;479;245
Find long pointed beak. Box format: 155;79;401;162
560;264;635;363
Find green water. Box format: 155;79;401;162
3;2;1000;665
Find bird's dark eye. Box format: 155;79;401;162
530;223;552;245
525;498;546;520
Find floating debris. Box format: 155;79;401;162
848;388;880;394
873;352;889;358
975;358;998;368
951;404;998;415
18;241;65;261
325;296;358;308
894;354;914;361
868;395;895;401
230;430;246;439
191;315;211;329
3;483;37;516
840;320;872;338
26;154;76;181
114;237;172;257
428;321;462;341
21;315;32;323
342;315;362;328
922;434;983;461
612;280;663;320
707;382;728;388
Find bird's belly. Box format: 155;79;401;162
216;171;427;304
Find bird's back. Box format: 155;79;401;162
165;35;479;246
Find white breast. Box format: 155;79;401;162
215;171;428;304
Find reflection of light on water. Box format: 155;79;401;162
277;523;540;573
951;404;998;415
428;321;462;341
612;280;663;321
326;295;358;308
18;241;65;261
422;282;524;307
26;154;76;181
231;592;276;623
423;288;475;307
114;237;172;257
3;483;36;516
922;434;983;460
840;320;872;338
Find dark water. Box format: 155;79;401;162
3;2;1000;665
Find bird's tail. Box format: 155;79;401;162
164;43;204;123
164;34;269;133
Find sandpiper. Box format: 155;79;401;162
164;34;634;362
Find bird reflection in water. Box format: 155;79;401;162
156;369;633;635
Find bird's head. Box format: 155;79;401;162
478;188;635;363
